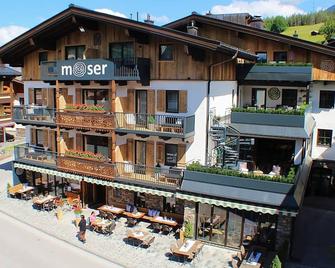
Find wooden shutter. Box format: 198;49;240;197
50;130;56;152
127;89;135;113
127;138;134;162
157;90;166;112
28;89;34;105
156;142;165;165
42;89;48;106
75;88;82;104
43;130;49;147
47;88;54;108
179;90;187;113
177;144;186;167
30;128;36;145
76;133;83;151
146;141;154;167
147;90;155;114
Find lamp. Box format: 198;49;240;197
79;26;85;33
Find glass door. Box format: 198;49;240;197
136;90;147;126
252;88;266;108
135;141;146;174
197;204;212;242
226;210;243;248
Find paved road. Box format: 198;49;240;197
0;211;123;268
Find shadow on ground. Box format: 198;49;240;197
0;160;12;171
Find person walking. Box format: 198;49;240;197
78;215;87;243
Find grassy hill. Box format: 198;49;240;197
282;23;325;44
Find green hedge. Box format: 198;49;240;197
186;162;296;184
231;106;307;116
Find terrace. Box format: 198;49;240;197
13;106;56;127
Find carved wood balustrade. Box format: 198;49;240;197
56;111;115;131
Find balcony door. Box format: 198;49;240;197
136;90;147;125
82;89;109;110
282;89;297;108
83;135;109;159
109;42;135;65
252;88;266;108
135;140;146;174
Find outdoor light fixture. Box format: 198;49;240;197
79;26;85;32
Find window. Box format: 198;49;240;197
282;89;297;108
256;52;267;63
273;51;287;62
34;88;43;106
165;144;178;166
65;45;85;60
159;44;173;61
319;91;335;109
317;129;332;147
36;129;44;147
84;135;109;158
166;91;179;113
109;42;134;63
82;89;108;109
38;51;48;65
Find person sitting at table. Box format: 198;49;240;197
89;211;97;226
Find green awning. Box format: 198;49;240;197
111;182;174;197
176;193;298;217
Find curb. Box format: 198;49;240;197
0;208;126;268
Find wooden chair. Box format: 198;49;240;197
231;259;239;268
98;211;108;219
161;224;172;235
126;217;137;227
106;212;116;221
141;235;155;248
152;223;161;233
241;245;246;258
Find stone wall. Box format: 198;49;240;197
107;187;134;207
144;194;163;210
276;214;293;254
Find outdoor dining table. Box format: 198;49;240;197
15;186;34;198
123;211;145;219
126;229;154;247
240;251;263;268
91;218;113;229
151;216;178;227
172;240;203;259
33;195;56;206
98;205;125;215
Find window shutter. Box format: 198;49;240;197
177;144;186;167
127;138;134;162
179;90;187;113
75;88;82;104
147;90;155;114
42;89;48;106
76;133;83;151
47;88;54;108
146;141;154;169
28;89;34;105
31;128;36;145
127;89;135;113
157;90;166;112
50;130;56;152
156;142;165;165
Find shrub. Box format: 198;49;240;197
184;221;194;238
231;106;307;116
271;255;282;268
65;150;107;162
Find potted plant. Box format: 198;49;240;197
73;205;82;227
147;115;156;130
184;220;194;239
64;150;107;162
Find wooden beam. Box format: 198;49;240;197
111;80;116;163
55;80;61;154
9;81;13;121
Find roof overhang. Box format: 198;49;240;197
0;6;256;66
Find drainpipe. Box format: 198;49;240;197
205;49;239;165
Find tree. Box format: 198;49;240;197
265;16;288;33
320;20;335;40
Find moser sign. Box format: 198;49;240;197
56;59;114;80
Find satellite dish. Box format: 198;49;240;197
15;168;24;176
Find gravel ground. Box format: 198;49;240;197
0;159;236;268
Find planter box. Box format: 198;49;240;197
64;154;106;162
64;109;106;114
183;170;294;194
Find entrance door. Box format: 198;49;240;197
252;88;266;108
282;89;298;108
136;90;147;125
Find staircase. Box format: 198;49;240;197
208;113;240;167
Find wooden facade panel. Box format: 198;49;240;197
179;90;187;113
156;142;165;165
311;52;335;81
127;89;135;113
146;141;154;168
76;133;83;151
116;143;127;162
157;90;166;112
177;143;186;167
126;138;134;162
147;90;155;114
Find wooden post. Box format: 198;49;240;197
111;80;116;163
9;81;13;120
81;180;85;208
55;80;61;154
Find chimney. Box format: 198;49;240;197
187;20;198;36
248;15;264;29
144;14;154;25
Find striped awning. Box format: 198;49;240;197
176;193;298;217
14;163;82;181
15;163;174;198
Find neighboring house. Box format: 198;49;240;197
1;5;335;254
0;66;22;142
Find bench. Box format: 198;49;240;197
8;183;23;197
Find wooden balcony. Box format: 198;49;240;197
57;154;116;180
0;93;11;103
0;113;11;122
56;111;115;131
115;162;183;189
115;113;195;138
13;106;56;127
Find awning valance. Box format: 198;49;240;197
111;182;174;197
176;193;298;217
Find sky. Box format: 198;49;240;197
0;0;334;45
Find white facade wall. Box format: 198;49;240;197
209;81;237;117
310;82;335;161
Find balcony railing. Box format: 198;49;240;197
14;144;57;168
115;113;195;138
0;113;11;121
115;162;183;188
13;106;56;126
56;111;115;131
57;154;116;180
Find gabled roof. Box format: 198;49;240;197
0;6;256;66
165;13;335;57
0;66;21;77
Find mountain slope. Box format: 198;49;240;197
282;23;325;43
